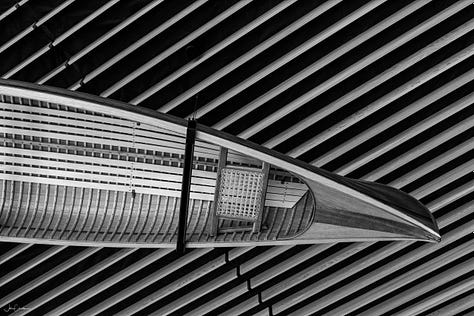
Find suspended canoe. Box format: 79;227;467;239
0;80;440;249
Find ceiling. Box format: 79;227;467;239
0;0;473;315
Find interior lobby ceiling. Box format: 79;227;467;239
0;0;472;315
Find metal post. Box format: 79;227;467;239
176;119;196;254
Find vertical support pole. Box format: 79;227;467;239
253;162;270;233
177;119;196;254
210;147;228;236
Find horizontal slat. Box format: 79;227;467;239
0;119;187;152
0;109;186;144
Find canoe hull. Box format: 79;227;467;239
0;80;440;247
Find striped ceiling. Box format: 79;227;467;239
0;0;473;315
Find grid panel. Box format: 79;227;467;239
217;168;265;221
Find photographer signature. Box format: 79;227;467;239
3;304;29;312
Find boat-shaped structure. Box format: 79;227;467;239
0;80;440;248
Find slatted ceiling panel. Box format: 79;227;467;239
44;248;172;315
80;248;216;315
11;248;139;316
238;0;473;142
149;269;240;316
0;1;28;22
214;0;430;131
282;213;474;315
424;290;474;316
0;243;32;265
355;254;474;315
191;0;387;120
100;0;254;99
0;0;472;314
1;0;116;79
0;247;101;308
182;282;250;316
410;280;474;316
130;0;298;107
157;0;344;115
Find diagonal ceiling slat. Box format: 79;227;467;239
265;20;474;151
44;248;173;316
238;0;473;141
0;0;29;22
80;248;213;315
151;269;240;315
2;0;120;79
420;289;474;315
130;0;298;106
284;214;474;315
390;140;473;188
0;245;66;288
11;248;137;316
36;0;167;85
394;274;474;315
0;247;101;307
364;126;473;184
335;94;474;176
0;243;32;265
190;0;388;120
314;66;474;168
156;0;343;112
100;0;253;98
361;255;474;315
0;0;75;56
68;0;209;91
286;43;474;158
212;0;431;130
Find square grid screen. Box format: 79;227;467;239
216;168;265;221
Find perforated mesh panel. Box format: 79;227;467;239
216;168;265;221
